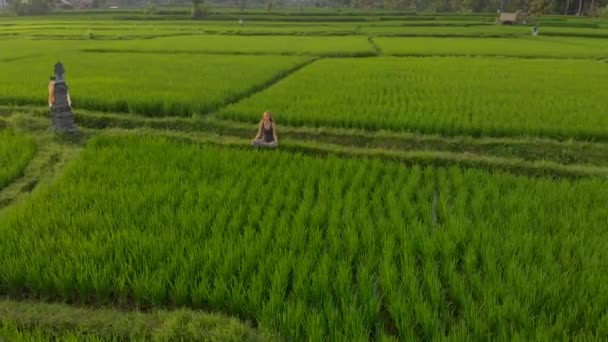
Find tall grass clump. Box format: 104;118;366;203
0;134;606;339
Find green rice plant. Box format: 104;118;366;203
0;129;36;190
222;57;608;140
0;134;607;339
0;52;309;116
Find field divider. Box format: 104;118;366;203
0;139;81;211
380;52;607;61
78;47;604;61
80;48;377;58
211;58;320;112
367;36;383;56
4;107;608;179
280;138;608;179
0;114;83;211
19;31;370;39
87;127;608;179
0;54;43;63
66;109;608;168
374;33;521;38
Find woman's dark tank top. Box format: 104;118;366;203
263;122;274;142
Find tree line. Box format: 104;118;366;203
5;0;608;17
370;0;608;15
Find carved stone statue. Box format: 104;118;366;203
54;62;65;82
49;62;76;133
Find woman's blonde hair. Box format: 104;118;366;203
260;111;274;124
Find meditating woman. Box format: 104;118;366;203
251;111;278;148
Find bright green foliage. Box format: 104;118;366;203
0;53;308;116
0;130;36;190
222;57;608;139
1;135;606;340
374;36;608;58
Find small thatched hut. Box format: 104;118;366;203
498;12;524;25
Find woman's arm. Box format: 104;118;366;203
253;123;262;140
48;83;54;107
273;123;278;143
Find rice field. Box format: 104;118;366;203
0;134;607;339
0;52;309;116
1;12;608;340
222;57;608;139
0;130;36;190
374;36;608;58
82;34;376;56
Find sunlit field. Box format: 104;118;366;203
1;9;607;340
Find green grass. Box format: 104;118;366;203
0;129;36;190
221;57;608;139
0;52;309;116
0;134;607;340
374;36;608;58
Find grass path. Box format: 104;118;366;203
0;115;83;210
101;127;608;178
3;107;608;179
0;299;276;341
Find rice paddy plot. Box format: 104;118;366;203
0;21;362;38
0;134;606;340
83;34;376;56
221;57;608;139
374;36;608;58
0;53;309;116
362;24;529;37
0;38;90;61
364;24;608;38
0;130;36;191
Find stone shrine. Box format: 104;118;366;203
50;62;76;133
